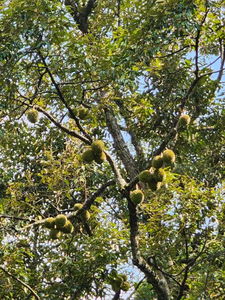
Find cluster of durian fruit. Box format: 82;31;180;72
45;204;90;240
82;140;106;165
130;149;176;205
68;105;89;120
27;109;39;124
108;269;130;293
44;214;74;239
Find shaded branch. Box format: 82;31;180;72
0;214;32;221
37;50;92;142
126;276;147;300
0;266;41;300
112;290;120;300
18;98;91;144
176;232;189;300
65;0;97;34
125;190;170;300
81;179;116;211
21;179;116;230
217;39;225;82
194;7;209;78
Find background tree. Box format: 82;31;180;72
0;0;225;299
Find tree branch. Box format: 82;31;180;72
37;50;92;142
17;98;91;144
65;0;97;34
217;39;225;82
125;190;170;300
104;107;139;179
0;266;41;300
105;151;127;188
176;231;189;300
21;179;116;230
0;214;32;221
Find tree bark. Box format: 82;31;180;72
104;107;139;179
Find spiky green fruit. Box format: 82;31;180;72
80;210;90;221
55;214;67;229
27;109;39;123
82;149;95;163
60;220;74;234
130;190;144;205
152;155;163;169
139;170;153;183
49;228;61;239
121;282;130;291
91;140;105;155
74;203;83;211
153;168;166;182
44;217;55;229
179;114;191;126
94;152;106;164
162;149;176;164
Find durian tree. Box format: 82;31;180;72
0;0;225;299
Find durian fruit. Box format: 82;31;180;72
152;155;163;169
50;228;61;239
179;114;191;126
82;149;95;163
80;210;90;221
91;140;104;155
61;220;74;234
153;168;166;182
139;170;153;183
94;151;107;164
55;214;67;229
74;203;83;211
27;109;39;123
44;217;55;229
162;149;176;165
121;282;130;291
130;190;144;205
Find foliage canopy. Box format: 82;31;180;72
0;0;225;299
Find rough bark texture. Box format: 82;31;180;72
104;107;139;179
